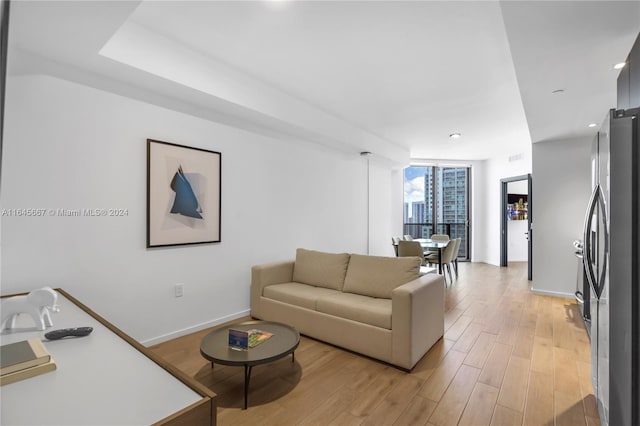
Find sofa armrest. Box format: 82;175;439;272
391;273;445;370
250;261;295;318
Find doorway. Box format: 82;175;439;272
500;174;532;280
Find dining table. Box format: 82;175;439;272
415;239;449;275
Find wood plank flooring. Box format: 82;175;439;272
150;262;599;426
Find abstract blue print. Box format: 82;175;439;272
170;166;203;219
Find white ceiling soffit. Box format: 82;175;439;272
7;1;138;62
500;0;640;144
8;0;410;163
8;1;638;161
124;0;531;161
99;21;409;163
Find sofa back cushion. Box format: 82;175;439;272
343;254;421;298
292;248;350;291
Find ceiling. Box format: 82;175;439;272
7;1;640;163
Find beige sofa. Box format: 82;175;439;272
251;248;445;370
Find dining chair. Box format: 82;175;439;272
451;238;462;277
426;239;457;285
403;235;413;241
443;240;459;285
391;236;402;256
424;236;448;266
397;240;436;276
397;240;425;264
426;233;450;256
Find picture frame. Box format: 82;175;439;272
147;139;221;247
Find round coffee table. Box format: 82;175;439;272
199;320;300;409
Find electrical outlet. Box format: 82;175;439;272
175;283;184;297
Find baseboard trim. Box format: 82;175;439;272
141;309;251;347
530;288;574;299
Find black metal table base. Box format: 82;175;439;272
244;365;252;409
213;352;295;410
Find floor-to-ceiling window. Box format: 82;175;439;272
403;165;471;260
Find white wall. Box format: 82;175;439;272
471;160;487;262
531;136;591;297
475;150;532;265
0;75;394;344
368;157;399;257
390;168;405;253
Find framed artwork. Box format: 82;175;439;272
147;139;221;247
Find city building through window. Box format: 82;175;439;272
403;166;470;259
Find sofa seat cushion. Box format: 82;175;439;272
343;254;421;299
262;282;341;310
316;292;392;330
292;248;350;291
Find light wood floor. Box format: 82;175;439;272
150;262;599;426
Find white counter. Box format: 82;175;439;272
0;290;213;426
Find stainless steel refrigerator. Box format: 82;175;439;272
584;107;639;426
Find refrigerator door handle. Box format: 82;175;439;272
596;185;609;299
583;185;600;299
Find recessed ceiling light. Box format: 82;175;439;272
551;89;565;94
588;123;597;128
614;62;627;70
265;0;290;8
449;133;461;139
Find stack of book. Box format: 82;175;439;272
1;338;56;386
228;328;273;350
